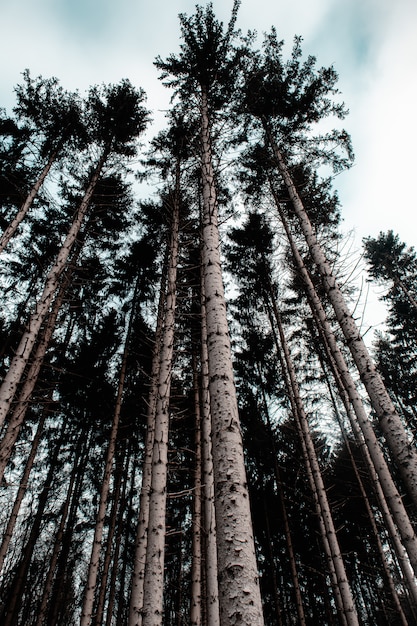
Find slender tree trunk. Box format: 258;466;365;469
34;436;83;626
266;128;417;507
271;188;417;576
191;353;202;626
0;266;71;482
80;276;137;626
266;296;359;625
0;411;46;574
316;325;417;611
94;448;125;626
200;86;264;625
46;432;91;626
256;372;305;626
142;176;181;626
323;366;410;626
0;149;109;427
200;274;220;626
393;277;417;311
1;418;67;626
0;151;57;253
128;250;168;626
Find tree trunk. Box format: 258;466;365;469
1;418;67;626
80;275;137;626
93;449;124;626
128;250;168;626
267;296;359;626
34;435;83;626
191;353;202;626
200;86;264;626
271;186;417;576
0;151;57;253
0;264;71;482
0;411;46;574
0;149;109;427
200;276;220;626
266;129;417;508
142;171;181;626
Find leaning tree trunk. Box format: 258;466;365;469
265;294;359;626
0;262;72;482
271;187;417;575
323;365;410;626
0;411;46;574
142;178;181;626
0;148;109;427
266;128;417;508
0;151;57;254
1;418;67;626
200;86;264;626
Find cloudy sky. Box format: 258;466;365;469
1;0;416;330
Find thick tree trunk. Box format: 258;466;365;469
0;149;108;427
272;189;417;576
267;131;417;507
142;176;180;626
0;151;57;253
200;86;264;626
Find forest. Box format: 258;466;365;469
1;2;417;625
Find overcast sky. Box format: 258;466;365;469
1;0;417;331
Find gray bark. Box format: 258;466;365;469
271;183;417;575
200;87;264;625
200;277;220;626
142;179;180;626
0;150;108;428
0;152;56;253
268;133;417;509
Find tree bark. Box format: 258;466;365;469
191;353;202;626
0;151;57;253
200;86;264;625
80;274;137;626
266;296;359;626
266;130;417;508
200;276;220;626
271;186;417;576
142;174;181;626
0;265;71;482
0;149;109;427
128;250;168;626
0;411;46;574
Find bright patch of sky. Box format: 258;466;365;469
1;0;416;333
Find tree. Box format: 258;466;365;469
155;4;265;623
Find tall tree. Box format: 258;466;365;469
155;4;265;623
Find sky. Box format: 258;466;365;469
1;0;417;332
